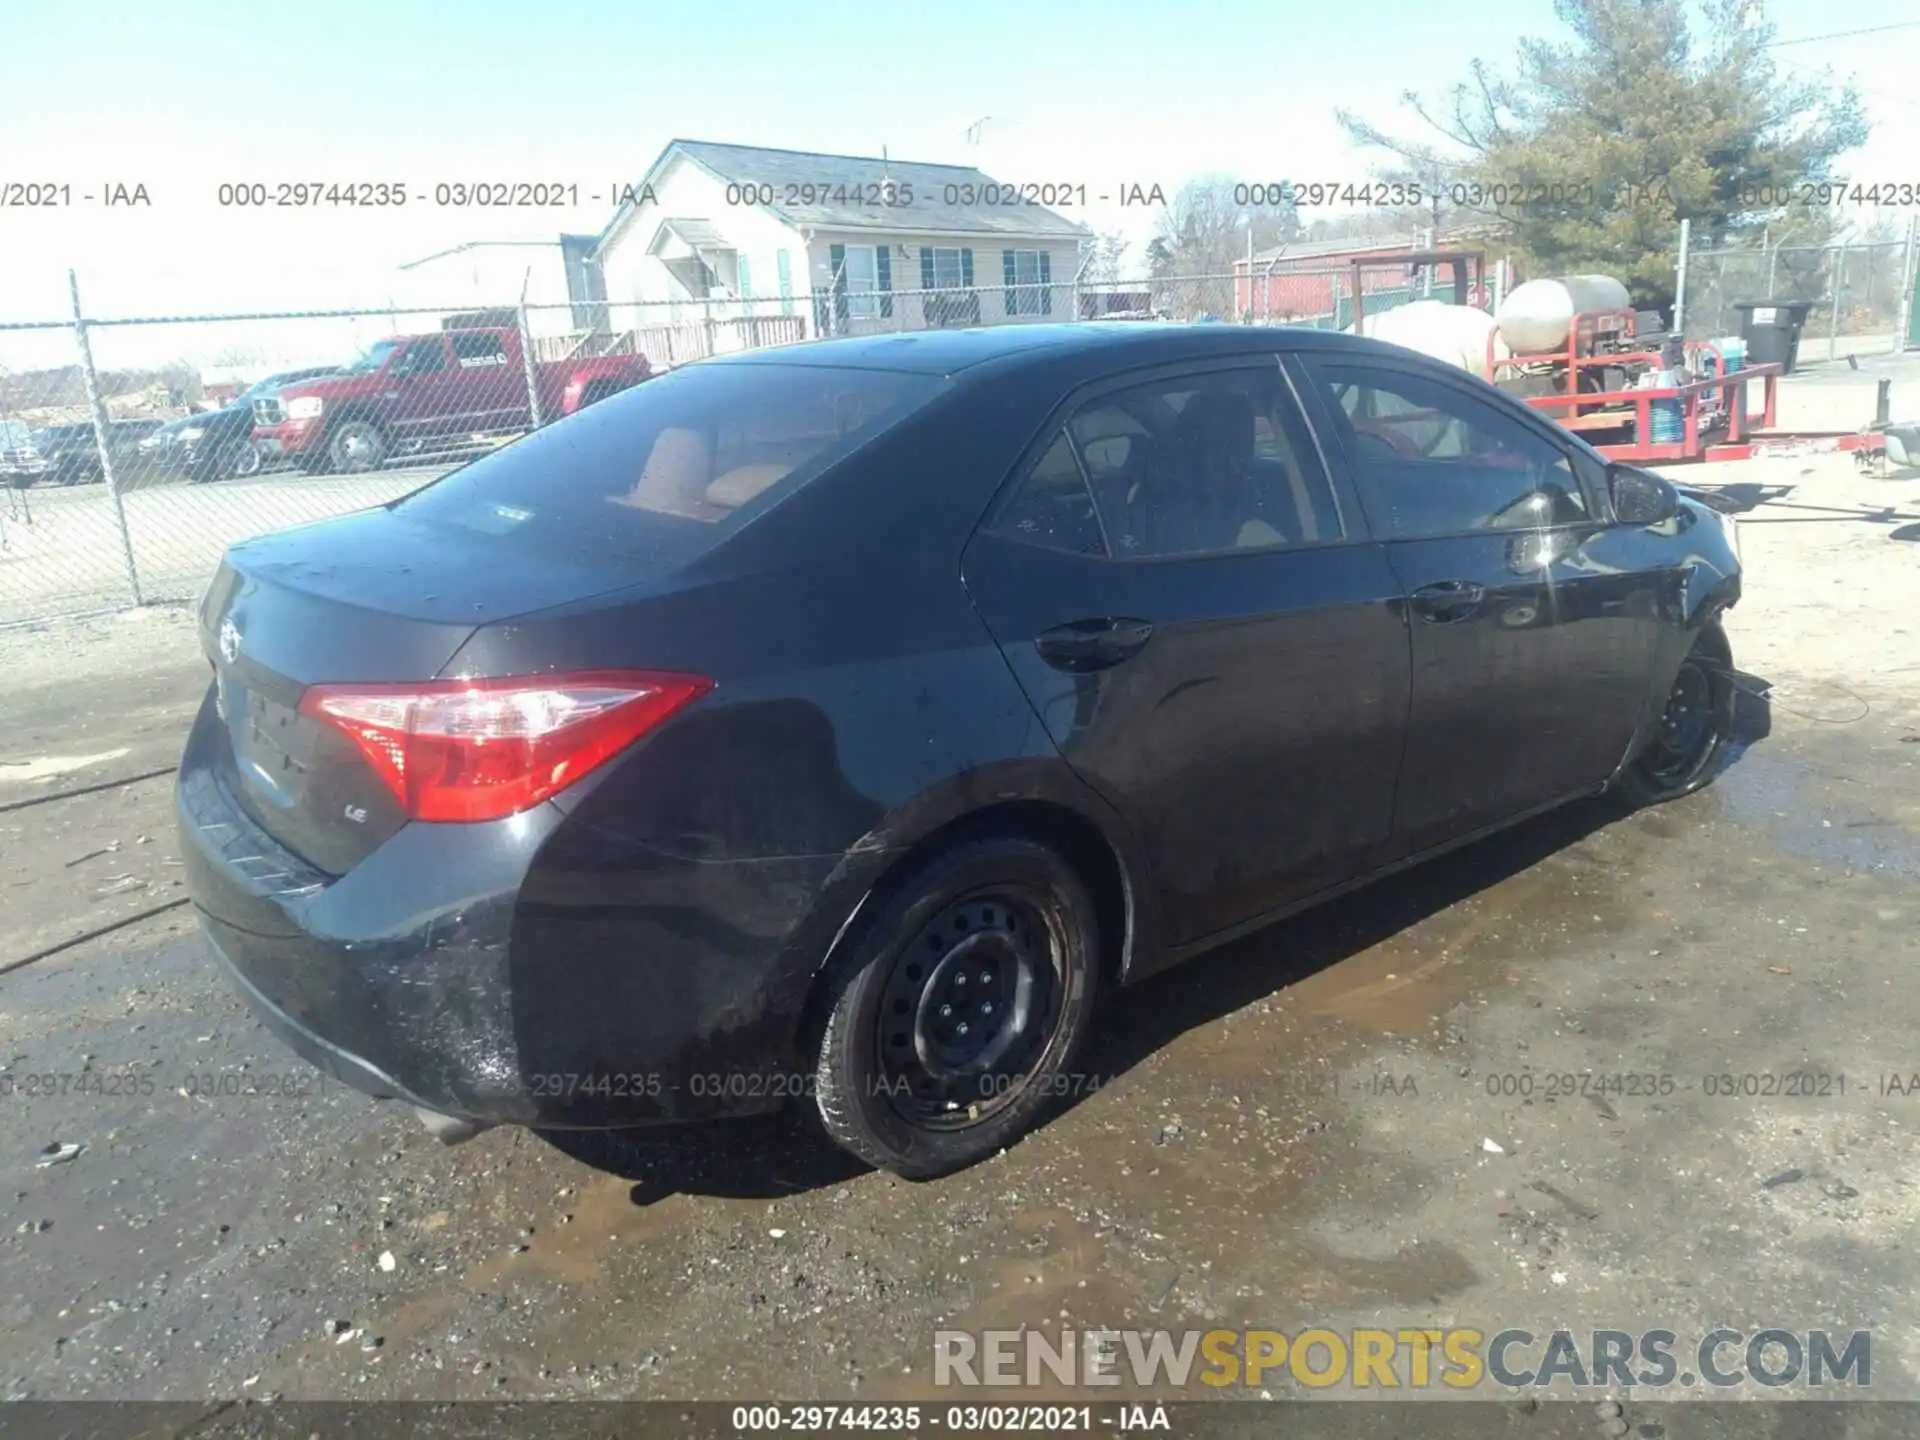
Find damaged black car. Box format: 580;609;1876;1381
178;323;1741;1179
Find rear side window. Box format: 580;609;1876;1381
450;332;510;368
987;366;1343;561
985;434;1107;555
396;362;949;562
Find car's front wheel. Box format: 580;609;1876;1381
326;421;387;474
810;836;1099;1180
224;438;261;480
1614;624;1737;806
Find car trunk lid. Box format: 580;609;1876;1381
199;507;654;876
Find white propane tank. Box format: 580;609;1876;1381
1357;300;1509;375
1494;275;1632;354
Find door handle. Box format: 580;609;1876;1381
1410;579;1487;624
1034;617;1155;672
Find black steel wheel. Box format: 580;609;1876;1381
1615;625;1736;806
875;891;1062;1130
810;835;1099;1179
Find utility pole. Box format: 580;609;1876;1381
1673;218;1692;338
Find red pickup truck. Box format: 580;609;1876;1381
251;326;651;474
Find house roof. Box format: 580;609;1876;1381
1244;231;1499;268
1246;236;1424;267
398;238;567;270
652;217;732;251
593;139;1091;260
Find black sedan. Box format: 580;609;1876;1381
144;368;344;483
178;323;1742;1178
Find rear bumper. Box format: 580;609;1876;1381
176;688;856;1130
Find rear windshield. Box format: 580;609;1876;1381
394;362;949;563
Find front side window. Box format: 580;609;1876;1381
1313;363;1587;539
395;338;449;376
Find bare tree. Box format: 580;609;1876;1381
1150;176;1302;318
1081;231;1129;287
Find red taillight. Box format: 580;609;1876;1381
298;670;712;823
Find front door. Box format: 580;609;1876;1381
1294;355;1663;857
962;360;1411;947
385;335;456;442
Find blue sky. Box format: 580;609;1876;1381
1;0;1914;363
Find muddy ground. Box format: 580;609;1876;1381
0;447;1917;1435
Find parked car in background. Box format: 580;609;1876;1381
251;327;651;474
1;420;52;487
181;323;1743;1179
144;368;345;484
37;418;169;486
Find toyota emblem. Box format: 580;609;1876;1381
218;616;241;665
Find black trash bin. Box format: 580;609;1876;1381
1733;300;1817;374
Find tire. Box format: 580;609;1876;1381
808;835;1100;1180
225;439;261;480
1612;624;1736;807
326;420;387;474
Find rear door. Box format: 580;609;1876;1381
961;359;1410;948
1293;354;1662;857
447;329;526;433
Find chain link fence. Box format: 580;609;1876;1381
1;265;1441;626
1680;232;1919;359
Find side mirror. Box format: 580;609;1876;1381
1609;464;1678;525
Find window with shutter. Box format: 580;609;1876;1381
829;243;849;330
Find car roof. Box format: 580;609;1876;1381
703;322;1424;377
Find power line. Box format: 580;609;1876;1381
1764;20;1920;48
1771;54;1920;113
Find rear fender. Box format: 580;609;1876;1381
771;756;1160;1059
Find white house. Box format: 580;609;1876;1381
589;140;1091;359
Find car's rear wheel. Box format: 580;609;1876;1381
1614;625;1736;806
809;836;1099;1180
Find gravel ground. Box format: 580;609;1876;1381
0;442;1917;1432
